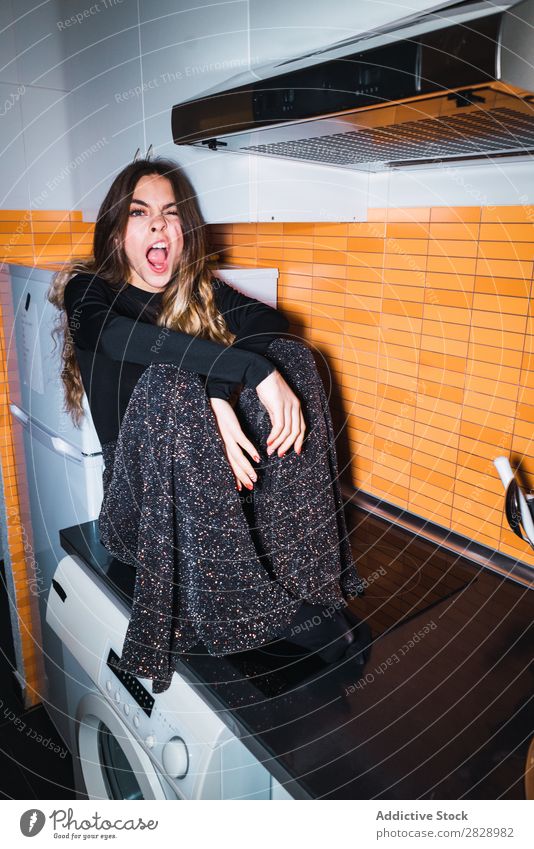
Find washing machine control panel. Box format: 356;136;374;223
98;645;201;789
99;645;192;761
106;648;155;716
96;642;271;798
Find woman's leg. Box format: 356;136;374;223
98;363;302;692
99;340;363;691
234;338;367;663
235;338;362;606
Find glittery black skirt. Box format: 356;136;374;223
98;338;361;692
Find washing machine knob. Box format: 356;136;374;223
145;734;157;749
162;736;188;779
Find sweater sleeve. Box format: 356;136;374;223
63;275;277;390
205;276;289;400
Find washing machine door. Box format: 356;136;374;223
76;693;173;800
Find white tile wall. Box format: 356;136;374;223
0;0;71;210
139;0;249;139
20;86;75;209
58;0;139;89
138;0;252;220
58;0;143;218
0;0;19;86
0;82;30;209
12;0;68;91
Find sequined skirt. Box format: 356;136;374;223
98;338;362;692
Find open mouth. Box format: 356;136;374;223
146;241;169;273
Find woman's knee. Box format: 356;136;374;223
266;337;316;369
265;337;321;387
123;364;208;435
266;337;309;355
140;363;206;400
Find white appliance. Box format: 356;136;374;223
6;263;103;745
7;263;104;566
46;554;272;800
215;266;278;309
5;261;279;769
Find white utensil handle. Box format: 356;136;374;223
494;455;534;543
494;455;514;488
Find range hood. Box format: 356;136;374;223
172;0;534;171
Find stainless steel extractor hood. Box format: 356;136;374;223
171;0;534;171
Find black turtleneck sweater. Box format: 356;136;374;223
63;272;289;445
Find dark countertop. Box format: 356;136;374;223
59;513;534;800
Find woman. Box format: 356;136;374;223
50;157;365;693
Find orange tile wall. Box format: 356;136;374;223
0;204;532;702
210;207;534;573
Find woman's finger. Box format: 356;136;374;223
228;444;258;488
266;412;285;453
236;434;261;464
294;407;307;454
276;403;302;456
208;396;261;486
290;404;303;454
256;370;302;455
268;413;292;455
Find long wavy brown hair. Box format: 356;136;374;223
49;157;236;425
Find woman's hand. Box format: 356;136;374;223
209;397;260;491
255;369;306;457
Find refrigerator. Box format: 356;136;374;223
4;261;279;747
7;263;103;588
5;263;103;746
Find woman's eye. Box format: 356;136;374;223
128;208;179;218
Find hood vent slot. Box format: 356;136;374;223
240;94;534;169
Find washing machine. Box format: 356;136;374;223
46;554;272;800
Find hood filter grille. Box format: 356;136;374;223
241;106;534;170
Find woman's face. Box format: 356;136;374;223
122;174;184;292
